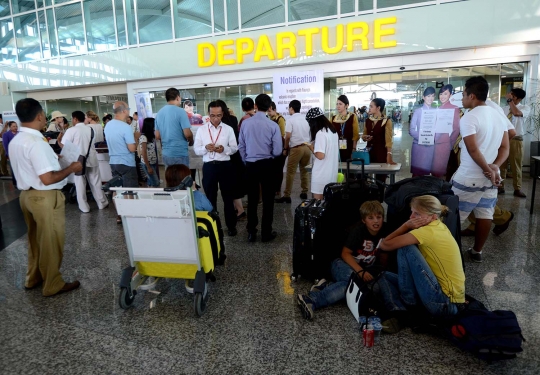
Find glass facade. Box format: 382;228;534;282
0;0;466;64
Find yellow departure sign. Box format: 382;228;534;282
198;17;397;67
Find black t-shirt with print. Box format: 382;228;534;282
344;222;387;268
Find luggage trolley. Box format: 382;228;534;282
111;180;213;316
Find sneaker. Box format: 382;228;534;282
300;193;308;199
467;248;482;263
498;186;505;195
297;294;314;320
310;278;329;292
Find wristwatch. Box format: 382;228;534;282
507;98;512;103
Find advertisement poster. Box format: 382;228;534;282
418;109;437;145
2;111;20;130
434;109;455;134
134;92;153;131
273;70;324;118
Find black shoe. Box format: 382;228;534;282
275;196;291;203
514;190;526;198
261;231;277;243
493;211;514;235
228;229;237;237
300;193;308;199
248;233;257;242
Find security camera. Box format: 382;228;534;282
203;84;208;87
400;67;405;71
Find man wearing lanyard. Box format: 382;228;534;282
238;94;283;243
194;102;238;236
10;99;82;296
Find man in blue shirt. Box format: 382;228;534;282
155;88;193;168
238;94;283;243
104;101;137;224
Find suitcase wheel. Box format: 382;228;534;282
119;287;136;309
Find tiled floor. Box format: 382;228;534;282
1;126;539;374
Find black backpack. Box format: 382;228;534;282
446;308;524;362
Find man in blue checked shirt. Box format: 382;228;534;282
238;94;283;243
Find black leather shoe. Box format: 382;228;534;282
275;196;292;203
248;233;257;242
228;229;237;237
261;231;277;243
514;190;526;198
300;193;308;199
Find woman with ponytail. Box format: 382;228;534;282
377;195;465;324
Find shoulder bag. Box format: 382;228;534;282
75;128;94;176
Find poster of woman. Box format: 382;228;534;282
184;100;203;125
409;87;436;176
432;84;460;177
134;93;153;131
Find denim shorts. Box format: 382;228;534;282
110;164;138;188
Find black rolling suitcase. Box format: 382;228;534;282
292;199;320;281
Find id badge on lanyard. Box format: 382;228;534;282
339;124;347;149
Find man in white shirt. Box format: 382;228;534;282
500;88;531;198
451;77;509;263
10;98;82;296
58;111;108;213
194;101;238;236
46;110;67;132
276;100;312;203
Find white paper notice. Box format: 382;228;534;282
435;109;455;135
59;140;81;169
419;110;437;145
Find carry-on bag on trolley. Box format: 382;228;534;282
196;211;226;266
110;176;218;316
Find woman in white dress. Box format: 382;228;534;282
305;108;339;200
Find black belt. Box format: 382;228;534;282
290;144;307;149
205;160;230;164
27;188;60;191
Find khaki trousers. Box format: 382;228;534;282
284;145;311;197
20;190;66;296
466;205;512;231
500;138;523;190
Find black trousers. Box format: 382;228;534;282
274;154;287;193
202;161;236;231
246;158;276;236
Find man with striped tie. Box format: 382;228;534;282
9;98;83;296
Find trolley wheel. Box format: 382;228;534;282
290;274;298;282
119;287;136;309
194;292;207;317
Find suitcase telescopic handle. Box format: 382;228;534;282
346;158;366;184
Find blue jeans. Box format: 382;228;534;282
308;258;354;310
163;155;189;169
141;162;160;187
376;245;458;317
